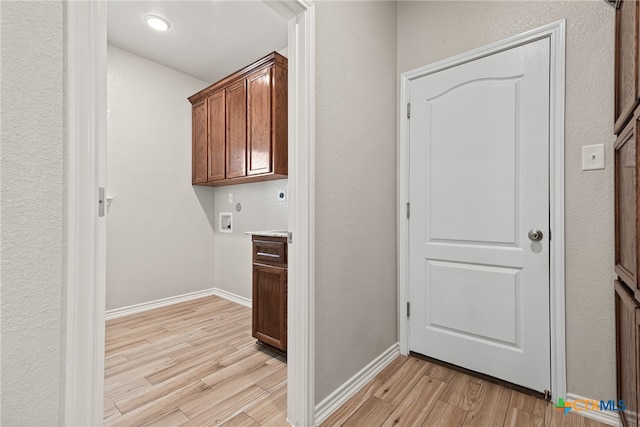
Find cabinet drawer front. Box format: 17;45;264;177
252;236;287;267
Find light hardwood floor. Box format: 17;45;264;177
320;356;611;427
104;295;288;426
105;296;611;427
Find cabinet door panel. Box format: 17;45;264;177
616;0;640;133
192;100;208;184
252;264;287;351
616;281;639;427
226;80;247;179
207;91;225;181
616;119;638;288
247;68;272;176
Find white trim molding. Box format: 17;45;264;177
104;288;250;321
398;20;566;399
211;288;252;309
315;343;400;425
64;2;107;426
566;393;622;427
280;2;316;426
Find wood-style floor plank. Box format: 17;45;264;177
219;412;260;427
462;381;511;426
380;374;447;427
342;396;396;426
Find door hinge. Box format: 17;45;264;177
407;301;410;317
406;202;410;219
407;103;411;119
549;229;552;241
288;232;293;244
98;187;105;218
544;390;551;401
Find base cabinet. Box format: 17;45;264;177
616;280;640;427
251;236;287;353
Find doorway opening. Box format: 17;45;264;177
64;2;315;426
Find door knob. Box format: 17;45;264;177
528;229;543;241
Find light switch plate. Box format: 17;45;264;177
228;193;233;204
582;144;605;171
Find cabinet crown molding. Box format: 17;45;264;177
188;51;287;105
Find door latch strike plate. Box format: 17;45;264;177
98;187;105;218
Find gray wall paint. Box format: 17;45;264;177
213;180;288;235
397;0;616;401
315;1;398;403
212;180;288;300
1;2;65;424
106;45;217;310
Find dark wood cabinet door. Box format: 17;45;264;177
615;0;640;133
226;79;247;179
207;90;225;182
247;67;272;176
252;263;287;351
191;100;208;184
616;281;639;427
616;118;638;289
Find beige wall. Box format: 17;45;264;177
106;46;217;310
398;1;616;400
315;1;399;403
0;2;65;424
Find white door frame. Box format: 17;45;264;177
398;20;566;400
64;1;316;426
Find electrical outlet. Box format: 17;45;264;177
277;190;287;202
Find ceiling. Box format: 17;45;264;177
107;1;288;84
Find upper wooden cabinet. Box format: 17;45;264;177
188;52;288;186
615;0;640;133
207;91;226;182
192;99;208;184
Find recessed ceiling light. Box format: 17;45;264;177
144;14;170;32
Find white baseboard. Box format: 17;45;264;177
105;287;251;320
210;288;252;308
314;343;401;425
566;393;621;427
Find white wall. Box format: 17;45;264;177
315;1;398;403
213;180;288;300
0;2;65;424
397;0;616;401
106;45;216;310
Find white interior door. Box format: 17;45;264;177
409;37;551;393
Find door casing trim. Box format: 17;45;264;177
398;20;566;401
64;2;316;425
